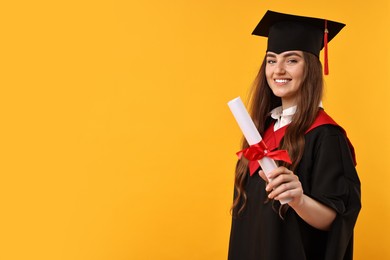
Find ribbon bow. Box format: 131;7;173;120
236;140;292;176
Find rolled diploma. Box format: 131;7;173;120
228;97;291;204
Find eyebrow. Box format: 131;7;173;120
266;51;303;58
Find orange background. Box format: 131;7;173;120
0;0;389;259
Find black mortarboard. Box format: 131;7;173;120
252;10;345;74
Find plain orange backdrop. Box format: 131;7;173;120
0;0;389;259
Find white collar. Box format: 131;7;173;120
270;106;297;119
270;106;297;131
270;102;324;131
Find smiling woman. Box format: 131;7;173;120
265;51;305;108
228;10;361;260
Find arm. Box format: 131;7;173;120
259;167;336;231
290;194;336;230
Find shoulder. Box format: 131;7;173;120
304;124;351;154
307;123;346;138
306;109;348;138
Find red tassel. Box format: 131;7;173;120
324;20;329;75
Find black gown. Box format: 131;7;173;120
228;122;361;260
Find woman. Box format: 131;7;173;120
228;10;361;260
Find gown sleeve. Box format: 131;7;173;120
307;125;361;260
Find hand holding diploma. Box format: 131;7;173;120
227;97;292;204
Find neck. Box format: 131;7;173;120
282;103;297;110
281;98;297;110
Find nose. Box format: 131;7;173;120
274;62;286;74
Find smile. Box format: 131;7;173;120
274;79;291;83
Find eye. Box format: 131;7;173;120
267;59;276;64
287;59;298;64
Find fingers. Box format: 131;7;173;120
263;167;303;201
267;178;302;200
258;170;268;182
265;171;296;191
258;166;291;181
267;166;293;179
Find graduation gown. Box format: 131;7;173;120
228;110;361;260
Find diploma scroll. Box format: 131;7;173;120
228;97;291;205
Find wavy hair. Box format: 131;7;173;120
232;52;323;217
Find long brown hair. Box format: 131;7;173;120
232;52;323;216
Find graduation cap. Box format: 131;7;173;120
252;10;345;75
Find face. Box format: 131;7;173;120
265;50;305;108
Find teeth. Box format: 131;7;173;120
275;79;289;83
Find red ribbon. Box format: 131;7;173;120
236;140;292;176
